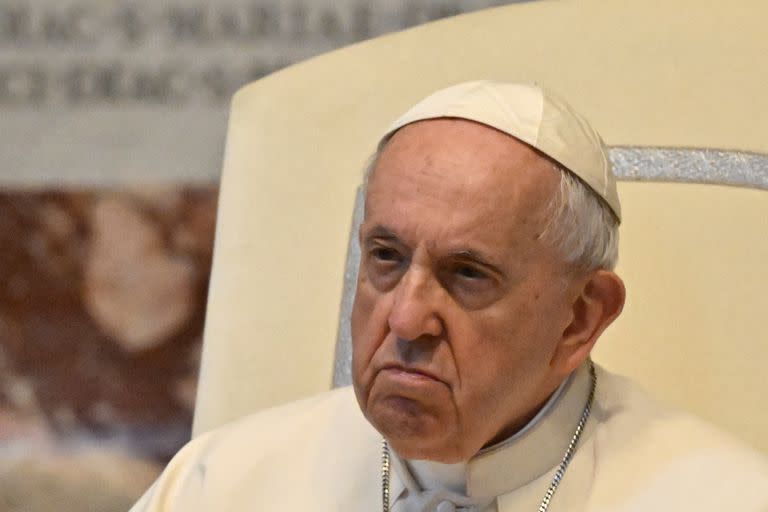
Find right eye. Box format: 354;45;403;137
365;246;405;291
371;247;401;262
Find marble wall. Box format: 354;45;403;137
0;188;217;511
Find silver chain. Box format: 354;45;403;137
381;361;597;512
382;438;392;511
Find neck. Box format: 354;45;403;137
480;375;572;453
483;376;570;449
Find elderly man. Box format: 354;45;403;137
130;81;768;511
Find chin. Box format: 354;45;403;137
367;402;466;462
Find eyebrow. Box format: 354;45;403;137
362;224;401;243
451;250;505;276
452;249;498;267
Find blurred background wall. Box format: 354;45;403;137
0;1;523;511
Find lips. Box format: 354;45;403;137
379;364;442;383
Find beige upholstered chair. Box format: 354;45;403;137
192;0;768;454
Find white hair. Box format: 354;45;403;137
539;163;619;272
362;150;619;273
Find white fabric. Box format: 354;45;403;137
130;365;768;511
406;460;467;495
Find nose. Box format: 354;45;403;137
387;266;444;341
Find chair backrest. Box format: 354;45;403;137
192;0;768;453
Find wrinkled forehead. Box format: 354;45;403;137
369;118;560;194
364;119;561;233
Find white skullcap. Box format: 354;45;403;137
380;80;621;221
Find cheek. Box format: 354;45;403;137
350;279;391;380
452;299;552;400
497;280;567;344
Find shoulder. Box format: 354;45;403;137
588;365;768;510
203;385;368;445
191;385;378;472
593;365;765;459
130;387;382;511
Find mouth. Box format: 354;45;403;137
379;364;443;383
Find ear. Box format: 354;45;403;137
551;270;626;375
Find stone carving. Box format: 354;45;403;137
83;196;196;353
0;188;216;457
0;187;217;509
0;1;514;108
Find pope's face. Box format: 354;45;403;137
351;119;580;462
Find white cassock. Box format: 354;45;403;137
129;363;768;511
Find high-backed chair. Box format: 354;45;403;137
192;0;768;453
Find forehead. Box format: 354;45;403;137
364;119;559;253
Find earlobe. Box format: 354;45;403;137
552;270;626;375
